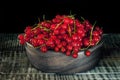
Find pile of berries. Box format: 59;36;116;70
18;14;103;58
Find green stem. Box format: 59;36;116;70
32;23;38;27
32;24;50;32
81;16;85;21
73;20;76;33
32;24;40;30
80;45;91;51
90;21;97;44
68;24;72;37
69;10;72;15
80;21;97;51
43;14;45;20
67;15;76;19
55;20;63;29
38;17;40;22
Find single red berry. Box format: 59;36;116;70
44;22;51;28
57;44;62;49
76;23;84;28
85;24;92;30
52;18;61;23
50;35;57;40
40;46;47;53
72;34;78;41
93;36;100;42
98;29;103;35
72;41;78;47
60;29;66;35
24;36;30;42
37;39;44;45
92;31;99;36
50;24;56;30
61;47;66;53
18;34;24;40
66;37;72;43
90;40;96;46
61;23;68;30
55;15;62;19
50;44;55;49
66;50;71;56
30;38;38;47
25;28;32;35
85;50;91;56
33;27;41;35
77;28;85;34
73;46;79;53
46;39;54;46
61;41;67;47
58;35;62;39
55;39;61;45
63;17;70;24
69;18;74;25
83;38;90;47
24;26;31;33
54;47;59;52
63;34;68;40
84;20;89;24
53;29;59;35
72;53;78;58
77;35;82;41
37;34;44;39
95;26;100;31
67;44;73;51
19;39;25;45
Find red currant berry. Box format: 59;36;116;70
72;53;78;58
66;50;71;56
40;46;47;53
92;31;99;36
54;47;59;52
18;34;24;40
63;17;70;24
61;47;66;53
83;38;90;47
19;40;25;45
85;50;91;56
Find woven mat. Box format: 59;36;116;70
0;33;120;80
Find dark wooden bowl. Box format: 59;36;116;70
25;39;104;74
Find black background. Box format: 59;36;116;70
1;0;120;33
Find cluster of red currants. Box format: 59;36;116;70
18;14;103;58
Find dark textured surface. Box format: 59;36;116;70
0;33;120;80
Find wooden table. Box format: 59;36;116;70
0;33;120;80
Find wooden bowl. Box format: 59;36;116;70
25;39;104;74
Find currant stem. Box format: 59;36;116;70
32;24;50;32
80;45;91;51
73;20;76;33
90;21;97;44
68;24;72;37
38;17;40;22
43;14;45;20
55;20;63;29
81;16;85;21
32;24;40;30
32;23;38;27
69;10;72;15
67;15;76;19
80;21;97;51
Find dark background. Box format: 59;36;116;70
1;0;120;33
